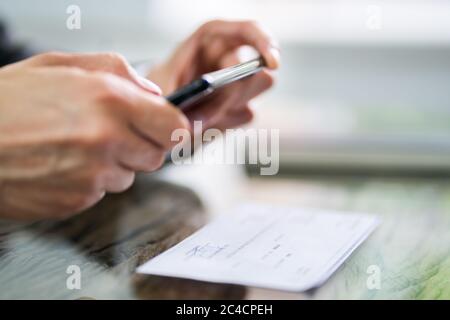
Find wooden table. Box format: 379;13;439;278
1;165;449;299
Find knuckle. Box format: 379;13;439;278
90;74;124;103
242;20;260;30
105;52;127;63
78;117;117;151
170;111;191;132
78;191;103;209
117;171;135;192
90;72;114;91
51;196;88;219
103;167;135;193
102;52;129;72
144;151;166;172
65;193;101;215
165;112;190;149
33;51;70;64
199;19;223;33
84;171;104;193
262;70;275;89
199;20;214;30
244;107;255;122
89;118;116;143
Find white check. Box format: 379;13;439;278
137;203;379;292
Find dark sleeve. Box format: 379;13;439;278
0;20;32;67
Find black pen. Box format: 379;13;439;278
166;57;265;110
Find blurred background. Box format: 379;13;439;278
1;0;450;175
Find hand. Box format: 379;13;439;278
0;52;189;220
148;20;280;131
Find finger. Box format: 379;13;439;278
183;52;242;125
183;91;234;129
29;189;106;216
217;52;274;108
126;94;191;150
27;52;162;95
219;50;241;68
101;166;135;193
1;182;105;219
96;73;190;150
226;69;275;111
197;20;280;69
185;69;273;128
215;106;255;131
165;20;280;85
115;125;166;172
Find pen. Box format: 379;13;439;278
166;57;265;110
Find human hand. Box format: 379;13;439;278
0;52;189;220
148;20;280;131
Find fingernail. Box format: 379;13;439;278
267;46;281;69
140;77;162;95
270;40;280;50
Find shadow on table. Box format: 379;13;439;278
0;173;246;299
132;274;246;299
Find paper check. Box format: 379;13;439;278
137;203;379;292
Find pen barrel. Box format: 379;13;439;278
166;78;211;110
165;57;264;110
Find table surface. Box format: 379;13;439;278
1;165;449;300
